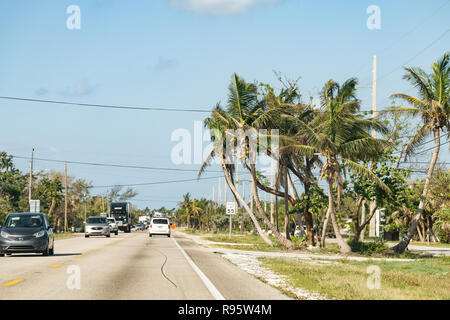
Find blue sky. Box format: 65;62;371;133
0;0;449;209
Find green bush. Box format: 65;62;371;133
433;206;450;244
347;238;388;255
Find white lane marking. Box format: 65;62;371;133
172;237;225;300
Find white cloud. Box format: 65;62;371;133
168;0;281;15
153;57;177;73
60;78;97;97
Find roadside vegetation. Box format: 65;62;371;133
0;151;141;231
170;52;450;257
54;232;82;240
259;256;450;300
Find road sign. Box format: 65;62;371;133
226;202;237;215
30;200;40;213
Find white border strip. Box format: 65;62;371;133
173;237;225;300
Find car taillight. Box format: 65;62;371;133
150;225;152;228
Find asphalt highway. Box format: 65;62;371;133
0;231;290;300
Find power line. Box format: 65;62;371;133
414;139;450;155
378;28;450;82
10;154;223;173
132;199;179;203
353;0;450;81
392;133;448;155
90;175;227;189
0;96;211;113
402;161;449;165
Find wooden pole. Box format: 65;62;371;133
28;148;34;204
64;161;68;232
369;55;377;237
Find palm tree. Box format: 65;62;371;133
178;193;192;229
388;52;450;253
282;78;391;253
190;198;204;229
200;73;273;245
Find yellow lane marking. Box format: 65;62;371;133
3;279;24;287
91;249;97;252
76;255;83;258
51;264;62;268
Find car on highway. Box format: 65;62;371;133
85;216;110;238
0;212;55;256
149;218;171;238
107;217;119;235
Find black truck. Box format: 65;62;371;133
110;202;132;233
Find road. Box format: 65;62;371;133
0;231;290;300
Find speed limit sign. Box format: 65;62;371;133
226;202;237;215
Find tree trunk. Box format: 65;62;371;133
327;179;351;254
48;198;56;218
250;164;293;248
416;225;424;242
284;167;291;241
393;129;440;253
221;159;272;246
187;212;190;229
360;200;366;241
352;196;364;241
320;208;331;248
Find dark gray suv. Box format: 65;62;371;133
0;213;55;256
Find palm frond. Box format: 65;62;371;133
343;158;391;194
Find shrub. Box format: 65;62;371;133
347;238;388;255
433;206;450;244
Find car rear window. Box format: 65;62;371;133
152;219;168;224
87;217;107;224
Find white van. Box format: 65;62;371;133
149;217;171;237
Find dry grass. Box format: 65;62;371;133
259;256;450;300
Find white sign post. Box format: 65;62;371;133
226;202;237;239
30;200;40;213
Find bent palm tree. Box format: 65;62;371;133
282;78;391;253
200;74;273;245
388;52;450;253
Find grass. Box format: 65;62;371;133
387;242;450;249
179;229;226;235
204;234;347;256
259;256;450;300
54;232;81;240
206;234;274;244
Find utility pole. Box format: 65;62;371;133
284;166;290;240
270;158;275;225
275;195;279;231
64;161;68;233
218;177;222;207
369;55;377;237
28;148;34;204
250;185;253;216
224;177;227;203
84;190;87;222
212;184;215;214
